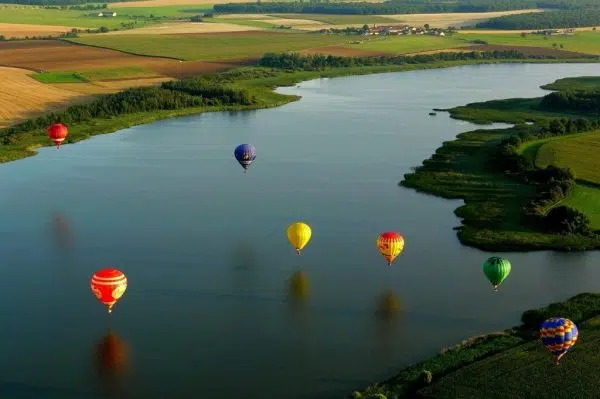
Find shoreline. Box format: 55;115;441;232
351;292;600;399
2;57;600;165
399;74;600;252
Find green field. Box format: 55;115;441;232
0;5;154;29
31;66;158;83
419;316;600;398
563;183;600;229
534;132;600;184
270;13;398;25
348;35;469;54
70;32;354;60
459;31;600;55
542;76;600;91
32;71;89;83
357;293;600;399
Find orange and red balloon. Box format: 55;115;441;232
376;232;405;266
90;268;128;314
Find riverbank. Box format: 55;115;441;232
351;292;600;399
1;50;599;164
401;75;600;251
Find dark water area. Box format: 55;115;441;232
1;63;600;399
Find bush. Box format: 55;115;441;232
544;205;592;235
421;370;433;385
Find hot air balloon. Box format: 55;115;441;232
234;144;256;173
48;123;68;148
287;222;312;255
540;317;578;365
482;256;511;291
91;268;128;314
377;232;405;266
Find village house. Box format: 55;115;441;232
97;11;117;17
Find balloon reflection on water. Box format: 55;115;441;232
95;330;130;378
375;290;402;320
288;271;310;303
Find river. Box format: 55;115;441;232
1;63;599;399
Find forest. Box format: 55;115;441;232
0;79;255;146
214;0;600;15
540;89;600;113
476;9;600;29
258;50;563;71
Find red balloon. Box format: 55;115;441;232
91;268;128;314
47;123;68;148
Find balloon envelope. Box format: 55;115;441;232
234;144;256;171
377;232;405;266
91;268;128;314
48;123;68;148
287;222;312;255
540;317;578;365
482;256;511;290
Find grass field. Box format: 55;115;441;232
32;66;160;83
347;35;470;54
70;31;355;60
534;132;600;185
0;66;86;128
0;5;150;29
419;318;600;398
357;293;600;399
542;76;600;91
563;183;600;229
458;31;600;55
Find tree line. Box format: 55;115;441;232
476;8;600;29
492;117;600;235
213;0;600;15
541;89;600;114
0;78;255;146
258;50;573;71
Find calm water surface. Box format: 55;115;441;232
2;64;600;399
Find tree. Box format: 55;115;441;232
521;32;527;37
99;26;109;33
424;23;430;30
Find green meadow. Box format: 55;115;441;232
459;31;600;55
70;32;353;60
31;66;158;83
0;5;151;29
348;35;469;54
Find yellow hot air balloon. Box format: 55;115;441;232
377;232;405;266
287;222;312;255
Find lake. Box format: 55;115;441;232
1;63;600;399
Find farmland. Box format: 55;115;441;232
0;66;87;128
534;132;600;185
457;31;600;55
419;318;600;398
69;31;361;60
346;35;471;54
355;293;600;399
385;9;544;28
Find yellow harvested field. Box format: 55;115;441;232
0;67;85;128
217;14;276;20
261;18;325;26
51;77;173;95
386;9;544;28
106;22;261;35
0;23;85;39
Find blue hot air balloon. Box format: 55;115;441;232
234;144;256;173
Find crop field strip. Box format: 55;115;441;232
419;322;600;398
